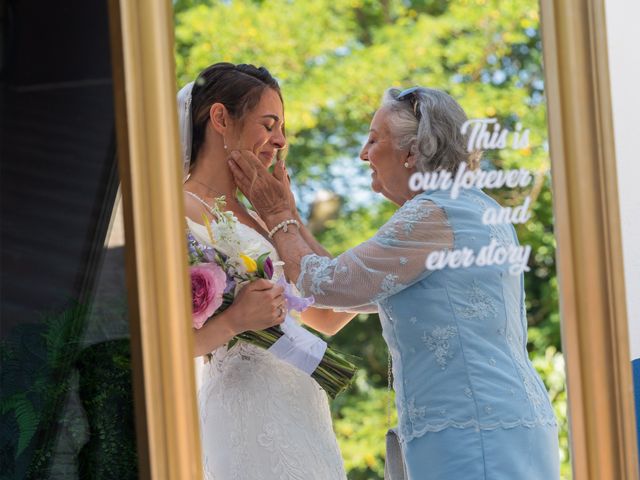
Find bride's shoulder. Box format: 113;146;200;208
184;191;210;223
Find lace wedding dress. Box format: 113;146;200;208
191;220;347;480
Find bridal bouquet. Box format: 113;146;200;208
186;197;357;398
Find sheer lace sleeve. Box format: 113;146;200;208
296;195;453;311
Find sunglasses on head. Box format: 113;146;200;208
397;86;422;120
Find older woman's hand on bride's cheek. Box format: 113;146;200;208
228;150;291;218
274;158;299;217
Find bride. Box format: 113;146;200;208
178;62;352;480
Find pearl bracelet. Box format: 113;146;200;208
268;219;301;239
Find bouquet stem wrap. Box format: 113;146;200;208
234;279;358;399
269;316;327;375
235;325;358;399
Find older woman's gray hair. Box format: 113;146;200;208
381;87;481;173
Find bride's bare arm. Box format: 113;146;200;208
193;308;242;356
300;309;357;336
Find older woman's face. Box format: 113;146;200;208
359;107;411;201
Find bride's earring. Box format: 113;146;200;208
223;136;228;151
404;162;410;168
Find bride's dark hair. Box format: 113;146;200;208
190;62;282;165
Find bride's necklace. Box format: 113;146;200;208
188;177;231;200
185;178;249;217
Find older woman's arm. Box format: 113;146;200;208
257;197;454;311
244;166;360;335
268;220;358;335
268;213;320;281
229;150;454;311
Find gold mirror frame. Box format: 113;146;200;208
105;0;639;478
107;0;203;478
541;0;639;478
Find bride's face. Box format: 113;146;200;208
360;107;410;202
227;88;286;168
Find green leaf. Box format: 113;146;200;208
255;252;271;278
1;393;39;456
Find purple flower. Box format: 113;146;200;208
276;276;315;312
186;232;199;256
186;232;216;262
264;257;274;280
190;263;227;329
224;274;236;294
201;247;216;262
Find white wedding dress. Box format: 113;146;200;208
192;222;347;480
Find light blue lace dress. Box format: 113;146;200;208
297;188;560;480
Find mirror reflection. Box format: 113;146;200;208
174;1;569;479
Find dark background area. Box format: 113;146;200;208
0;0;119;335
0;2;133;478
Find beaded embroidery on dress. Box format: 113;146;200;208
193;222;346;480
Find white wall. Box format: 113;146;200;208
605;0;640;360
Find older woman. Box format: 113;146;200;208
228;87;559;479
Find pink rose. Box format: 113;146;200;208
190;263;227;329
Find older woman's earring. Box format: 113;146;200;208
404;162;410;168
